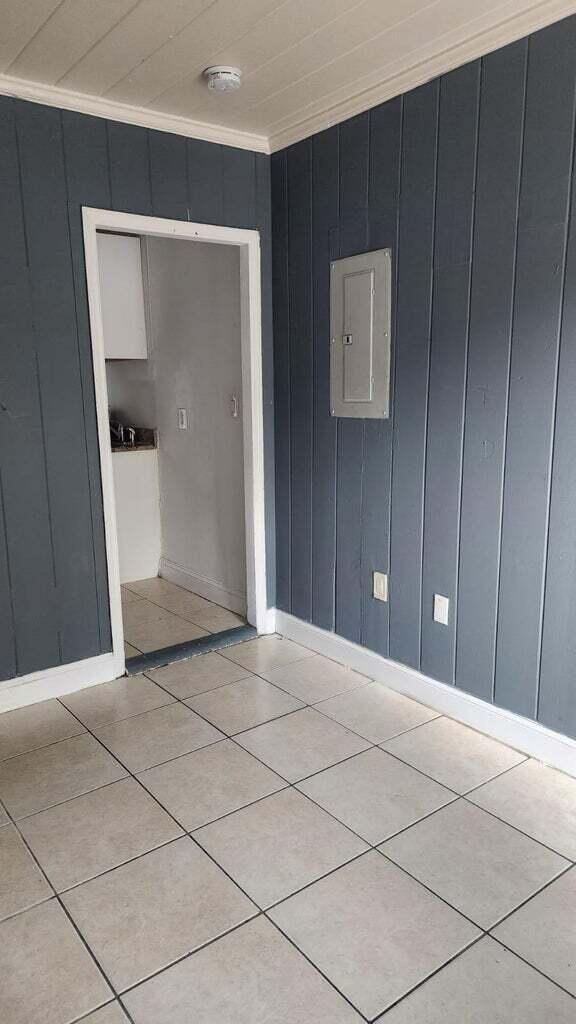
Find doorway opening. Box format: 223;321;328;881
82;209;268;679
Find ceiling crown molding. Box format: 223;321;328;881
0;72;270;153
267;0;576;152
0;0;573;157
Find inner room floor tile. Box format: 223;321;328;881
223;635;314;674
19;777;183;892
185;605;245;632
379;935;576;1023
381;716;526;793
254;653;369;703
94;703;223;773
297;747;455;845
0;698;84;762
60;676;175;729
62;836;256;992
316;682;440;743
123;916;363;1024
123;577;185;602
0;824;52;921
381;799;568;929
126;614;209;653
145;652;252;699
124;642;141;658
492;866;576;995
195;788;367;908
269;851;479;1020
0;899;111;1024
123;598;176;630
138;740;286;831
121;586;143;608
185;675;303;734
468;758;576;859
0;733;127;819
235;707;370;782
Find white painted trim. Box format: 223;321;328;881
0;1;571;156
0;72;269;153
267;0;576;152
273;611;576;779
83;208;271;681
0;653;123;713
159;557;247;616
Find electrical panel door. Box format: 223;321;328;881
330;248;391;418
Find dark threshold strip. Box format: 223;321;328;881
125;624;257;676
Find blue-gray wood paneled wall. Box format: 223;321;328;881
0;98;274;682
271;15;576;740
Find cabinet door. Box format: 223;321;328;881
97;232;148;359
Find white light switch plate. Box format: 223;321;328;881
433;593;450;625
373;571;388;602
177;408;188;430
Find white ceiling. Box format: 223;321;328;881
0;0;573;152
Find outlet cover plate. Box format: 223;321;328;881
433;593;450;625
373;571;389;602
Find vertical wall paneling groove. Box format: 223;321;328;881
149;130;188;220
389;81;439;670
16;100;100;664
272;150;291;611
0;96;273;685
0;96;58;677
361;98;402;657
335;113;370;643
107;122;152;214
187;139;224;224
495;19;576;718
62;110;113;651
538;101;576;738
420;63;480;683
222;146;256;229
311;128;339;630
287;142;313;621
455;44;527;701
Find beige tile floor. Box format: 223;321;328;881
121;577;246;657
0;634;575;1023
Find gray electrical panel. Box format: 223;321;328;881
330;248;391;418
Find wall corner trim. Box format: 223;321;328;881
0;652;123;714
0;72;270;153
273;611;576;779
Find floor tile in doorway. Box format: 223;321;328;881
146;651;251;699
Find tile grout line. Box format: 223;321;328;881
2;643;574;1020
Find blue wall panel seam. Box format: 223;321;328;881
453;61;482;690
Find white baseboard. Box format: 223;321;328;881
159;558;247;617
273;611;576;779
0;652;124;713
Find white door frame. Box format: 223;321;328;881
82;207;270;675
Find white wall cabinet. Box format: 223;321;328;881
97;232;148;359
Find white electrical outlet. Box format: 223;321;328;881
373;571;388;602
433;593;450;625
177;408;188;430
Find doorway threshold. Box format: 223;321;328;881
124;624;257;676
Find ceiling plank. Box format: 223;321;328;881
57;0;216;94
7;0;139;84
0;0;62;72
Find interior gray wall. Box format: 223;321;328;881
0;98;274;681
271;14;576;741
146;237;246;604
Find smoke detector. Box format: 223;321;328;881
204;66;242;93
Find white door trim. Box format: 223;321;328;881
82;207;270;678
